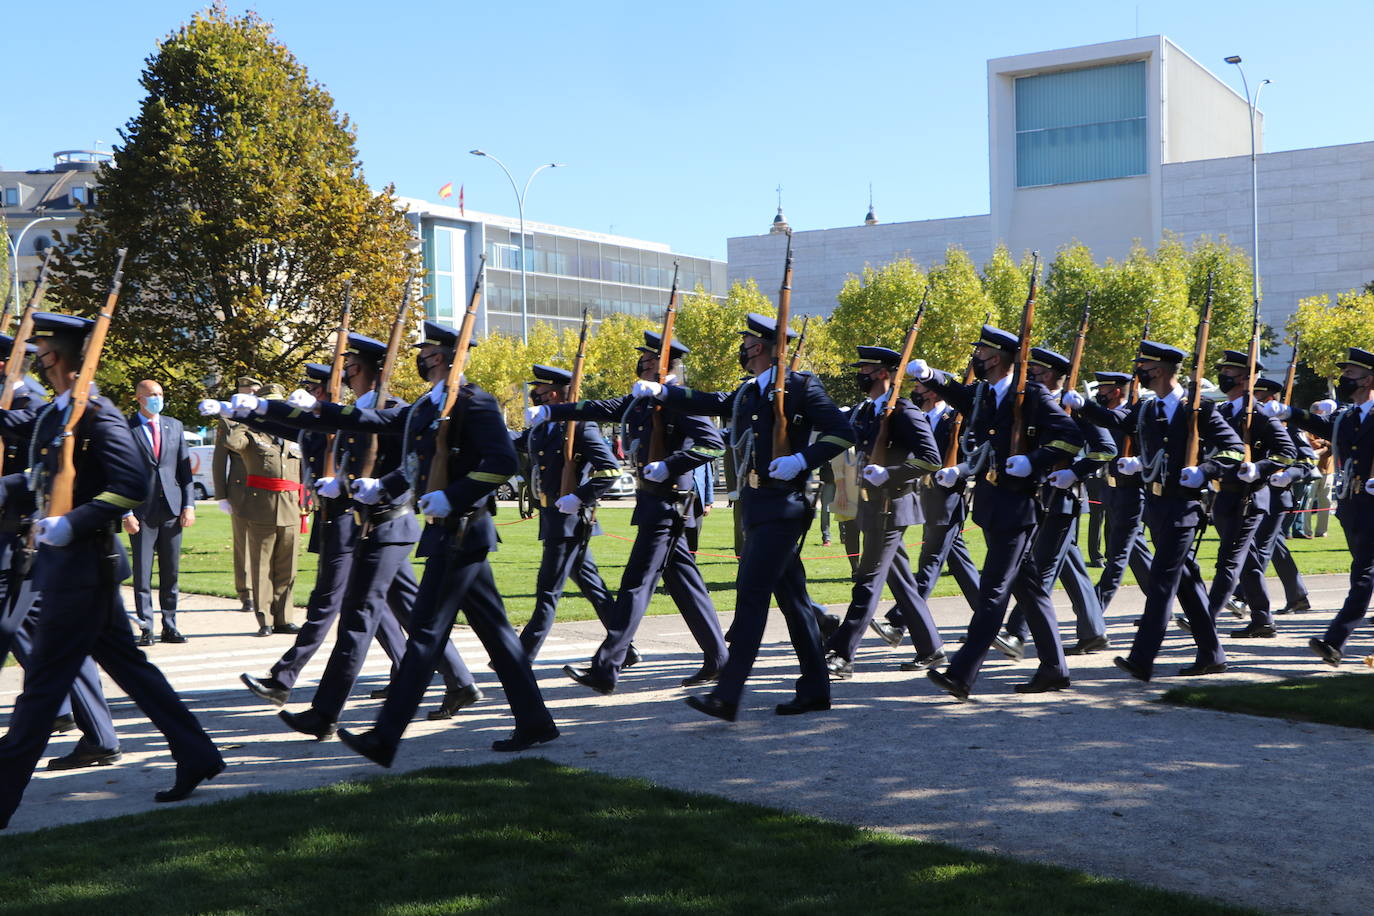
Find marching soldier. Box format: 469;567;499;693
516;364;622;659
1261;346;1374;666
535;331;727;693
907;326;1084;699
824;346;943;679
0;313;223;829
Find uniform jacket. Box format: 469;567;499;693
1082;400;1145;498
1293;401;1374;524
1214;398;1297;516
222;420;305;527
849;393;940;529
0;378;47;477
1039;403;1116;517
126;411;194;523
1271;423;1317;512
211;417;248;506
514;419;620;541
918;403;966;527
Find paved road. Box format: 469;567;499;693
3;576;1372;915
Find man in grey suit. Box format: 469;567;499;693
124;379;196;645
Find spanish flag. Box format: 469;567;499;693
438;181;454;199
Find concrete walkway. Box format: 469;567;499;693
2;575;1372;915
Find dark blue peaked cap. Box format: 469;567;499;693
347;333;388;363
1029;346;1070;374
0;333;37;356
1337;347;1374;372
741;312;798;342
637;330;690;359
412;320;478;350
971;324;1018;353
28;312;94;342
1254;377;1283;393
1137;340;1187;365
302;362;332;383
528;364;573;386
1215;348;1265;371
851;345;901;368
1094;371;1132;385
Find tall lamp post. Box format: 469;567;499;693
469;150;564;342
1225;55;1271;327
5;214;58;316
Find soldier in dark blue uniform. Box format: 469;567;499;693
824;346;943;679
514;364;622;659
537;331;727;693
998;347;1115;659
907;326;1084;699
1103;341;1245;681
0;314;223;828
652;313;854;720
1262;346;1374;666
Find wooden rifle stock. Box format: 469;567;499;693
47;248;127;518
1063;292;1091;396
322;282;352;479
873;290;928;467
354;271;413;480
788;316;810;372
646;263;679;463
426;255;485;499
771;232;793;459
1282;333;1300;404
1241;288;1262;461
1008;253;1040;457
1120;306;1151;460
0;248;56;410
1184;272;1215;470
560;307;592;497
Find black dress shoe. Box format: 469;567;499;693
1229;623;1277;639
427;684;484;720
1225;598;1247;619
623;644;642;669
160;628;188;644
138;630;156;647
1064;634;1110;656
1178;662;1229;677
775;695;831;715
992;633;1025;662
254;626;271;637
900;650;948;671
869;619;904;648
240;672;290;707
273;623;301;635
47;746;122;770
680;665;720;687
278;708;337;741
240;602;256;615
1174;614;1193;633
926;668;971;701
685;694;738;722
563;664;615;695
491;724;560;752
1014;673;1071;693
1276;596;1312;615
1113;655;1151;682
369;686;390;700
154;758;225;803
819;613;841;640
337;728;396;768
1309;638;1342;667
51;714;76;734
824;651;853;681
1087;557;1105;569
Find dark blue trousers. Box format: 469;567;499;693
1006;514;1106;644
830;521;942;661
1321;519;1374;651
520;536;614;658
1207;500;1263;620
270;514;358;689
372;544;552;749
1095;485;1153;611
128;514;182;633
1239;500;1286;626
883;513;982;633
1127;500;1226;677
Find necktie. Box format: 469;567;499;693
151;418;161;461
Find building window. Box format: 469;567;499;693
3;187;17;207
71;186;88;205
1014;60;1146;188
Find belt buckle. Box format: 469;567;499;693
985;469;998;485
1106;476;1117;488
747;470;759;489
1151;481;1164;496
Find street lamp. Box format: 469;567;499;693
469;149;564;342
5;214;58;317
1225;55;1271;328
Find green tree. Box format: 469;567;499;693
921;246;994;374
676;281;759;394
49;7;417;421
1038;243;1100;356
1286;289;1374;383
830;259;928;368
1186;235;1256;364
580;312;656;403
980;244;1032;329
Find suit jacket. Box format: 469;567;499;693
127;412;194;522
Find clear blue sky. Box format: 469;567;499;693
3;1;1368;260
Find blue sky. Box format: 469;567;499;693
3;1;1368;260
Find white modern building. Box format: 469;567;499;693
728;35;1374;349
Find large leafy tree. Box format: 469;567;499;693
1287;290;1374;384
49;8;417;420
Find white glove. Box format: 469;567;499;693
35;515;73;547
1259;400;1290;420
934;464;968;488
1061;390;1085;410
1116;456;1143;476
198;398;223;417
768;454;807;481
230;393;267;416
1004;455;1032;478
1365;478;1374;496
287;389;317;410
315;476;342;500
862;464;889;486
351;477;384;505
554;493;582;514
1268;469;1295;489
525;405;550;427
1312;399;1337;418
1237;462;1260;483
1180;465;1206;488
1048;468;1078;489
217;499;233;515
631;380;666;400
417;489;451;518
642;461;670;483
905;358;932;381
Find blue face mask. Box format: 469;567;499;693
144;395;164;415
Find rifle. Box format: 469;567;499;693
1008;252;1040;458
46;249;127;518
1282;332;1300;405
788;315;810;372
560;307;592;497
353;271;413;481
322;282;352;480
0;248;56;411
1184;272;1216;470
1064;291;1091;397
943;310;992;468
872;290;928;467
425;255;485;505
1120;305;1151;460
772;232;794;458
1241;281;1263;461
646;262;680;463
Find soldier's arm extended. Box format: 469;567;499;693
659;385;736;417
264;398;410;436
1071;416;1117;478
573;421;625;504
547;395;632;423
438;388;518;511
922;369;977;416
1025;386;1084;473
795;373;857;468
659;411;726;478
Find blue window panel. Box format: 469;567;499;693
433;227;453;272
1015;60;1147;187
433;275;455;319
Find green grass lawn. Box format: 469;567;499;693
0;758;1252;916
1163;673;1374;730
174;503;1353;626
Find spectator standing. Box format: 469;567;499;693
212;375;260;615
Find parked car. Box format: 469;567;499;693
602;468;636;500
189;445;215;500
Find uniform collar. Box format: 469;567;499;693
427;381;446;405
356;389;377;409
990;374;1012;404
753;366;774;391
54;389;71;410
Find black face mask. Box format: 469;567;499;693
738;343;760;371
970;357;990;381
1135;366;1153;384
416;354;438;381
1216;374;1239;394
1336;376;1364;400
855;372;878;396
1094;393;1112;406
